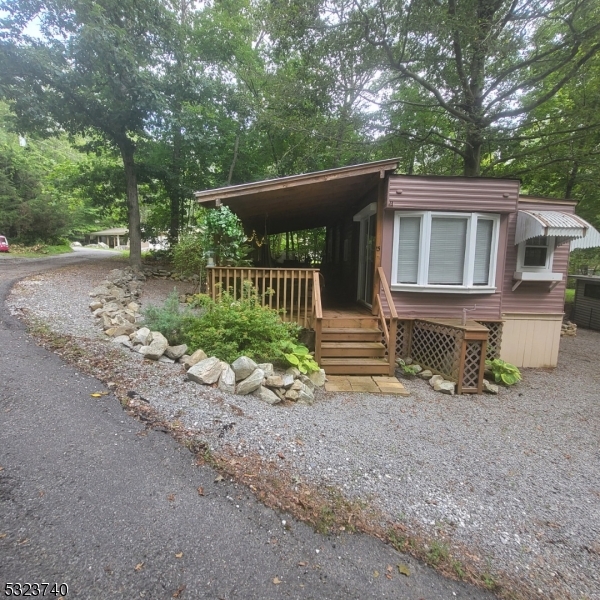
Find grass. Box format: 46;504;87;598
565;288;575;303
3;242;73;257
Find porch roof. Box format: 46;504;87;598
194;158;400;234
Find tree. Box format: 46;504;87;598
351;0;600;175
0;0;175;268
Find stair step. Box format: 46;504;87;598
321;328;382;342
321;341;386;358
322;318;379;329
321;357;391;375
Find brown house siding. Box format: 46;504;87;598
380;176;519;321
500;199;574;315
387;175;519;213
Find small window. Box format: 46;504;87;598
517;236;555;272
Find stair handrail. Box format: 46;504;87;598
312;270;323;364
376;267;398;376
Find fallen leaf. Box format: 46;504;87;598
90;392;108;397
277;452;285;460
38;490;45;497
167;494;176;502
397;563;411;577
134;562;144;571
272;577;281;585
175;552;183;559
385;573;393;580
214;474;224;483
373;570;379;578
197;487;205;496
172;584;186;598
0;466;4;471
297;561;307;567
0;533;7;539
339;526;345;531
386;565;393;573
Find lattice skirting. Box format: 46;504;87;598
477;321;503;361
410;320;463;382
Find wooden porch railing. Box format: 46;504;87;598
207;266;319;328
375;266;398;376
312;271;323;364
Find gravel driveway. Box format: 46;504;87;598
8;259;600;600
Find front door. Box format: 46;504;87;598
357;211;377;306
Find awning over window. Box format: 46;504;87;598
515;210;599;247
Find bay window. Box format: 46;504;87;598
392;211;500;293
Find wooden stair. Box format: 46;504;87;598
319;316;390;375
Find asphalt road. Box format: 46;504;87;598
0;250;495;599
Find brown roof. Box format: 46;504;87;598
194;159;400;234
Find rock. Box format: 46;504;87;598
232;356;258;381
265;375;284;388
165;344;188;360
290;380;304;392
252;386;281;405
127;302;140;312
411;364;423;374
187;356;222;385
112;335;132;348
286;367;301;378
308;369;326;387
285;389;299;401
89;285;111;298
131;327;152;346
139;332;169;360
404;357;413;365
297;384;315;405
257;363;274;377
434;380;456;395
183;348;208;370
281;374;295;389
105;324;136;337
158;355;175;364
483;379;499;394
236;368;265;395
101;315;113;329
429;374;445;387
419;369;433;380
179;354;190;364
396;358;406;367
273;388;286;401
298;374;315;390
218;363;236;394
89;300;103;311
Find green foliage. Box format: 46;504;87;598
142;292;193;347
172;232;207;277
204;206;251;266
485;359;522;386
400;364;419;377
280;340;319;374
182;282;300;363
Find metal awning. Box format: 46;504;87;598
515;210;597;247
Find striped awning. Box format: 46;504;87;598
515;210;599;247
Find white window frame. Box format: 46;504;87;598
516;236;555;273
391;211;500;294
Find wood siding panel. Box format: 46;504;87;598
501;200;574;315
387;176;519;212
573;279;600;330
500;314;562;367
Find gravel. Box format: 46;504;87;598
8;259;600;600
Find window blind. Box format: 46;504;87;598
396;216;420;283
428;217;467;284
474;219;493;284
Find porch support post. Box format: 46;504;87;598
371;179;387;313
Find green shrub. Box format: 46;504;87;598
182;282;300;364
485;358;522;385
142;292;193;346
280;341;319;374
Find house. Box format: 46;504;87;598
86;228;129;249
194;159;600;393
571;275;600;331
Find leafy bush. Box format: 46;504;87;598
280;341;319;374
485;358;522;385
400;364;419;377
182;282;300;364
142;292;193;346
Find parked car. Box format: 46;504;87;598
0;235;9;252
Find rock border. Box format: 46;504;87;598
90;268;326;405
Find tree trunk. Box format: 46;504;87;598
463;127;483;176
119;139;142;271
